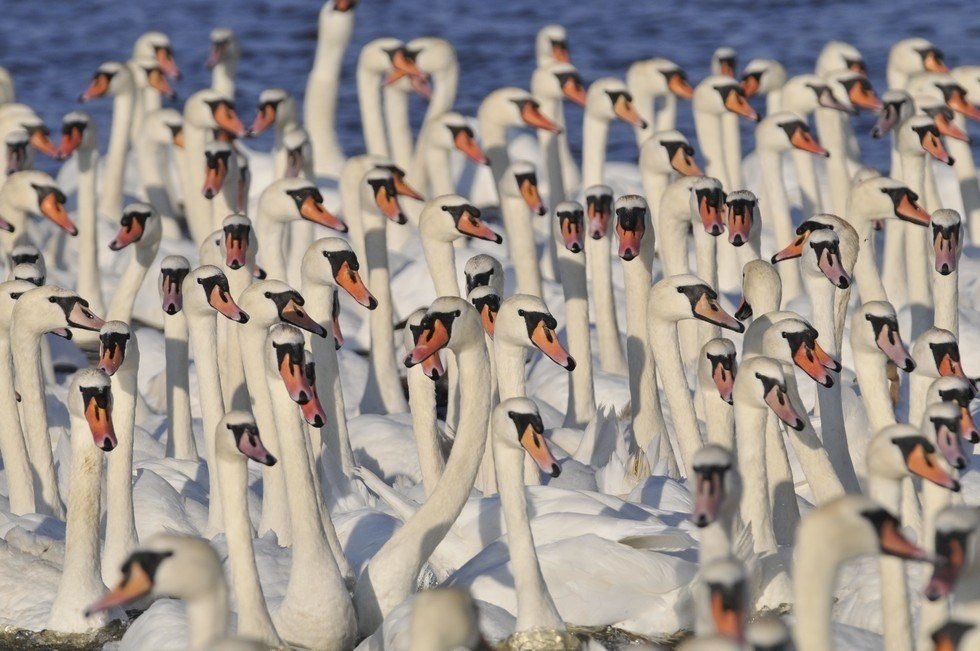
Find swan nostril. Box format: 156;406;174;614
312;416;324;428
102;440;115;452
298;391;309;403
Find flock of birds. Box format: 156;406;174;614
0;1;979;650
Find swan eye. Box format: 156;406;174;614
264;292;271;298
48;297;56;303
517;309;525;316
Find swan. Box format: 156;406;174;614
692;74;758;192
690;444;741;564
12;286;104;516
694;557;749;641
47;368;117;633
638;129;702;236
0;108;60;182
128;32;179;137
403;307;446;495
697;340;737;449
648;274;744;475
418;194;502;296
711;47;738;78
497;161;546;297
477;86;561;190
626;57;694;141
207;28;240;97
247;88;298;180
201;141;237;227
908;327;969;430
129;107;183;238
0;170;76;255
816;40;869;78
552;201;595;428
722;190;762;271
357;38;427;159
106;202;161;323
931;208;962;335
0;279;36;514
850;301;917;433
354;297;491;636
304;0;356;176
535;24;571;66
793;495;932;651
740;58;787;113
948;66;980;242
158;256;196;460
96;321;141;586
217;214;257;412
396;37;458;179
87;534;269;650
411;110;487;201
612;195;669;469
887;37;949;90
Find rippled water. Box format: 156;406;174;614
0;1;978;177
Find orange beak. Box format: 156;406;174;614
335;261;377;309
530;320;576;371
710;589;745;643
923;50;949;74
519;177;546;216
300;195;348;232
172;129;185;149
934;111;971;142
763;383;805;431
280;298;327;337
906;443;961;491
668;72;695;100
277;349;315;404
519;424;561;477
57;127;85;159
551;41;571;64
84;391;117;452
67;301;106;332
98;343;125;376
670;147;702;176
959;407;980;443
78;73;111;102
616;224;644;261
420;349;445;380
28;130;60;159
248;104;277;136
405;319;451;366
726;205;752;247
719;60;737;78
108;217;146;251
202;157;228;199
877;516;932;561
207;284;249;323
933;228;959;275
920;130;955;165
946;88;980;121
740;73;761;97
848;82;883;111
699;195;725;236
453;129;488;165
711;359;735;405
816;245;852;288
560;214;584;253
300;382;328;428
520;101;563;134
374;183;406;224
213;103;248;138
155;48;180;79
790;126;829;157
691;470;726;526
612;94;648;129
478;303;497;338
147;69;176;100
771;232;808;263
40;191;78;235
693;294;744;333
895;193;932;226
792;340;834;387
561;76;588;107
224;232;248;270
937;352;966;379
724;89;759;121
392;172;424;201
456;210;502;243
85;563;152;616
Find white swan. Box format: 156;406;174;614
740;58;787;113
159;255;196;460
106;202;161;323
0;279;36;514
626;57;694;141
207;28;240;97
497;161;545;297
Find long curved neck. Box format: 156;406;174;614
164;314;195;460
408;365;443;495
495;340;528;402
103;349;139;581
933;268;958;335
501;196;543;297
186;584;230;650
760;148;802;302
581;112;608;188
423;143;455;196
650;318;701;475
699;373;734;449
0;334;34;514
305;16;351;176
624;249;661;452
75;148;106;316
868;473;915;651
58;418;106;602
791;148;823;215
847;216;887;303
358;69;389;157
212;60;236;97
722;113;743;189
423;66;457;128
421;237;460;297
478;110;510;187
255;218;288;282
495;440;565;632
694;110;728;187
815;108;851;215
538;97;566;206
640;171;669;222
853;350;897;432
182;124;213;245
555;234;594;428
656;95;678;132
100;90;134;218
734;401;778;553
107;243;157;322
383;87;413;171
793;544;844;651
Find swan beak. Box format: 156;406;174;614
921;130;955;165
248;104;277;136
108;218;145;251
530;320;576;371
613;95;647;129
85;561;154;616
946;88;980;121
385;48;429;86
709;586;745;643
586;199;611;239
207;285;249;323
224;232;249;270
726;204;752;247
959;407;980;444
161;277;182;315
772;233;808;263
300;387;328;428
551;40;571;64
146;68;176;100
817;246;851;289
723;88;759;121
792;341;833;387
790;126;829;157
876;515;933;562
277;348;315;405
519;423;561;478
937;352;966;379
871;103;901;138
691;471;725;526
894;193;931;226
734;297;753;321
906;443;961;491
6;143;26;174
405;319;451;367
718;59;737;78
519;177;546;216
668;72;695;100
84;388;117;452
213;103;248;138
236;426;278;465
933;229;959;276
299;195;348;232
740;72;761;97
455;211;502;243
561;76;588;107
453;129;489;165
847;81;883;112
280;299;327;338
374;183;407;225
28;129;60;159
98;342;125;376
58;126;85;159
818;88;855;115
874;323;915;372
927;535;969;601
935;422;968;471
391;172;424;202
923;50;950;74
615;223;644;261
335;261;377;309
560;214;584;253
78;73;111;102
285;148;305;178
68;301;106;332
698;195;725;236
478;303;497;338
763;384;805;431
206;41;227;70
520;101;563;134
253;265;267;280
202;157;229;200
171;128;185;149
670;146;702;176
711;360;735;405
410;75;433;100
155;47;180;80
39;190;78;235
934;112;971;142
693;294;744;333
420;349;445;381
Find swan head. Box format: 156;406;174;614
735;356;805;431
10;243;42;267
899;115;954;165
70;367;116;452
494;398;561;478
687;176;726;236
782;74;853;115
0;170;75;234
531;62;587;106
801;228;851;289
480;87;562;133
756;111;829;157
923;401;969;471
87;534;222;616
930;620;979;650
848;176;931;226
12;262;43;287
734;260;779;321
0;279;37;331
97;321;131;376
421;194;501;244
613;194;649;261
628;58;694;100
763;317;839;387
185;89;247;138
282;126;312;178
584;184;613;240
650;275;743;332
109;202;160;251
240;280;324;336
159;255;190;315
218;410;277;466
269;323;318;406
870;89;913;138
427;112;488;164
78;61;132;102
131;56;176;100
221;213;253;271
828;71;882;115
740;58;787;97
816;41;867;77
407;37;456;80
183;265;249;323
495;294;575;371
303;237;376;308
201;141;232;199
57;110;96;158
723;190;758;248
700;338;737;405
207;28;239;70
690;444;737;527
890;37;948;80
869;423;960;491
586;77;647;129
800;495;932;561
640;130;702;177
535;24;570;67
261;177;346;232
405;307;447;380
463;254;503;296
362;167;408;224
912;328;969;381
711;47;738;78
360;38;428;87
404;297;481;365
554;200;584;254
12;285;104;339
926;506;980;601
911;71;980;118
851;301;914;370
916;95;971;143
771;213;852;264
467;285;500;343
132;31;179;80
3;113;59;160
4;129;29;175
248;88;294;136
694;76;759;121
502;161;546;216
701;557;748;642
928;376;979;444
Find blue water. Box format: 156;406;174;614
1;0;978;175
